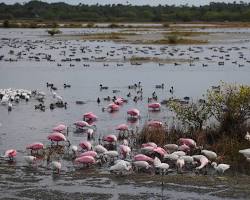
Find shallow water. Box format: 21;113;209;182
0;28;250;199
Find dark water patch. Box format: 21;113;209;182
17;189;113;200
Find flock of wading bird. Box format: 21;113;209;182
1;33;250;176
1;82;250;177
1;35;250;68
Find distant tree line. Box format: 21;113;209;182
1;1;250;22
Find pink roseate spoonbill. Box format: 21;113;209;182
153;147;167;157
176;158;185;173
107;103;119;112
26;142;44;154
94;145;107;154
147;120;163;128
142;142;157;148
116;124;129;132
51;161;61;174
74;121;96;131
116;124;129;140
195;155;209;170
201;150;217;160
178;144;190;153
52;124;67;134
134;154;154;163
24;156;37;165
120;145;131;159
114;97;124;105
127;108;140;120
211;162;230;174
164;144;179;153
4;149;17;161
148;103;161;111
103;134;117;143
79;141;92;151
75;155;96;166
110;160;132;174
79;151;97;158
47;132;70;147
178;138;197;148
83;112;98;122
116;123;129;137
141;146;155;155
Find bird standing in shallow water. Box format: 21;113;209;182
97;97;100;104
211;162;230;174
51;161;61;174
24;156;37;165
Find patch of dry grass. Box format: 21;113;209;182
167;31;209;37
144;38;208;45
129;56;190;63
82;32;137;40
137;126;168;146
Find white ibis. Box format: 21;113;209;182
51;161;62;174
211;162;230;174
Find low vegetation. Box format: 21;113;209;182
146;38;208;45
167;31;209;37
138;126;168;146
47;28;62;36
108;23;123;28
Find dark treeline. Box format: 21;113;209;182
1;0;250;22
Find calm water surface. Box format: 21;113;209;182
0;28;250;200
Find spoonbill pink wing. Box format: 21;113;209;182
134;154;153;163
83;112;98;121
74;121;90;127
127;108;140;116
48;132;67;142
26;142;44;150
4;149;17;158
148;103;161;109
53;124;67;132
75;155;95;164
116;124;128;131
79;141;92;151
79;151;97;158
103;134;117;143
